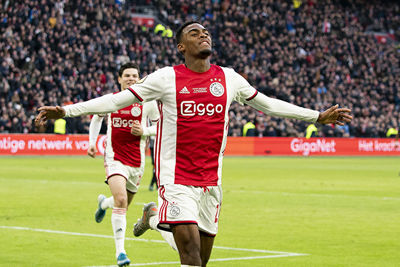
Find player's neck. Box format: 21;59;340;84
184;57;211;73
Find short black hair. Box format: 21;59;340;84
176;21;200;45
118;62;140;77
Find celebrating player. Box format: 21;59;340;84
36;22;352;267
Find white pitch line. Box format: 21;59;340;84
85;254;307;267
84;254;305;267
1;225;308;266
0;226;306;254
210;254;307;261
212;245;306;254
0;226;166;244
85;261;181;267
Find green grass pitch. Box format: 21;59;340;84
0;156;399;266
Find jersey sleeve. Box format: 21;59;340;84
64;90;137;117
247;93;319;123
145;101;160;122
142;101;159;136
230;70;258;104
127;67;170;103
88;115;104;147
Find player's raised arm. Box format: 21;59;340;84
35;90;137;126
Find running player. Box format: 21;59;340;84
86;62;163;266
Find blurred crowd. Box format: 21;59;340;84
1;0;399;137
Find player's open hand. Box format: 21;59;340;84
317;104;353;126
130;120;143;136
87;146;97;158
35;106;66;126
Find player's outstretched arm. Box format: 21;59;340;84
317;104;353;126
35;90;138;126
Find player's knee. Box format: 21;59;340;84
113;193;128;208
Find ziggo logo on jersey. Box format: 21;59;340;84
112;118;136;127
181;101;224;116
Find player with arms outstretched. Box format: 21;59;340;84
36;22;352;267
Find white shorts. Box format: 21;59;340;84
104;158;143;193
157;184;222;236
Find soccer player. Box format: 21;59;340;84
85;62;162;266
35;21;353;267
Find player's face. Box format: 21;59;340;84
118;68;139;90
180;23;212;58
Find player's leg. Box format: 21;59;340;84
134;202;178;251
95;193;113;223
133;202;158;236
172;224;202;266
94;187;128;223
94;186;115;223
199;232;215;266
127;190;135;206
157;184;204;266
197;185;222;266
109;175;129;208
149;170;157;191
108;175;130;266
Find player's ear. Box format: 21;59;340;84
177;43;185;54
117;76;122;85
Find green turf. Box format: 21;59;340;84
0;156;399;266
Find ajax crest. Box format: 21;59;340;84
209;82;224;97
170;205;181;217
131;106;141;117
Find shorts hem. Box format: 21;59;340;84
199;230;217;237
106;173;128;183
158;221;198;232
126;188;137;194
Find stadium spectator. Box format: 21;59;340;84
305;123;318;138
243;119;256;136
53;118;66;134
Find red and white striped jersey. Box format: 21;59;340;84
89;101;159;168
128;64;268;186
